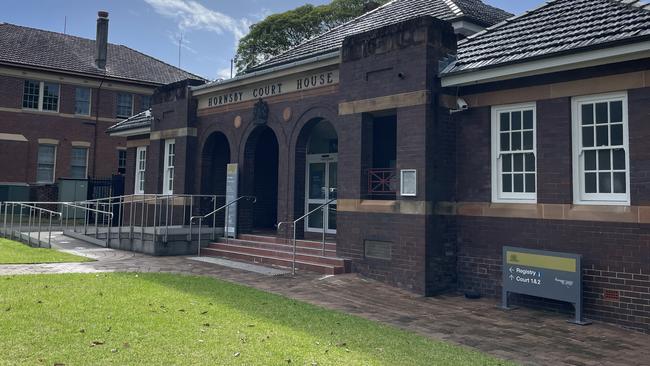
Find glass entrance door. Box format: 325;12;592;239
305;154;337;234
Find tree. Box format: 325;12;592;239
234;0;389;73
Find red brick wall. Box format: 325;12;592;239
457;216;650;333
455;85;650;333
0;73;157;185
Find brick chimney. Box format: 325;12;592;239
95;11;109;70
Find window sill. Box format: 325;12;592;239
21;108;60;115
492;198;537;205
572;200;630;207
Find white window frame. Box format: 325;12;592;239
23;80;60;113
572;92;630;206
69;147;89;179
74;87;92;116
36;144;57;184
163;139;175;195
134;146;147;194
491;102;537;203
116;93;134;118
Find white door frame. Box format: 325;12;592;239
305;153;337;234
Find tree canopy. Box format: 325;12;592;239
234;0;389;73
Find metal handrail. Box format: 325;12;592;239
62;203;114;216
1;202;62;248
80;193;223;205
1;194;228;252
189;195;256;256
277;197;337;276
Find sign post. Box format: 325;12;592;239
502;246;591;325
225;164;238;238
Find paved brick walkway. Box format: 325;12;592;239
1;233;649;366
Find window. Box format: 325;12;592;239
118;149;127;174
572;93;629;205
491;103;537;203
163;140;175;194
69;147;88;179
37;144;56;183
23;80;59;112
134;147;147;194
116;93;133;118
23;80;40;109
75;87;91;115
141;95;152;111
42;83;59;111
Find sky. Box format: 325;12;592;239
1;0;545;81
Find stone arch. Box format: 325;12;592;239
291;110;340;238
240;125;280;233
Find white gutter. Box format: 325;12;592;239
108;127;151;137
192;51;340;95
441;41;650;87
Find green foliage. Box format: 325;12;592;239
0;238;91;264
0;273;513;365
234;0;390;73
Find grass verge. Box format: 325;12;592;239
0;238;91;264
0;273;512;365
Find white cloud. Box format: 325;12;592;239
216;66;233;80
144;0;250;41
166;31;198;55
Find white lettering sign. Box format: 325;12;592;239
198;69;339;110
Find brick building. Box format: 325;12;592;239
110;0;650;333
0;11;203;200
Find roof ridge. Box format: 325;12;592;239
443;0;464;17
458;0;560;45
0;22;205;82
118;44;206;81
607;0;650;11
248;0;400;72
1;22;99;46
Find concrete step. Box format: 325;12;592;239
212;238;337;257
236;234;337;251
200;247;349;275
201;235;350;275
206;242;346;266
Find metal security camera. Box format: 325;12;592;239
457;98;468;110
450;97;469;114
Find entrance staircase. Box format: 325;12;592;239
200;234;351;275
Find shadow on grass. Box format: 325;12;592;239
133;272;508;365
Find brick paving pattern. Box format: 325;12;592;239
1;233;649;366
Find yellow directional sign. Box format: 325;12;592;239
506;250;577;273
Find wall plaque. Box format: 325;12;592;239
400;169;417;196
365;240;392;260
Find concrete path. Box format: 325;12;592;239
1;233;649;366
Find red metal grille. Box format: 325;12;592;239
367;168;398;195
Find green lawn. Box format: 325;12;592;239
0;238;91;264
0;273;512;366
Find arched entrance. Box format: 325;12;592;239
296;119;338;235
200;132;230;197
243;126;279;232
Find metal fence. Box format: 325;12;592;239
1;194;224;248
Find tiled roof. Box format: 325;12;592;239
443;0;650;75
247;0;512;72
0;23;205;85
107;109;152;134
